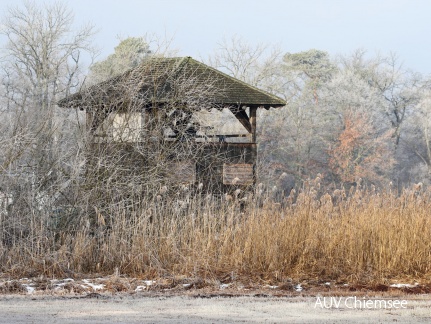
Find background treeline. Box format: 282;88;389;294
208;38;430;192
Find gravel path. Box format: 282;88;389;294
1;294;431;323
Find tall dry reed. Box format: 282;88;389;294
1;182;431;284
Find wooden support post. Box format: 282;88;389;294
249;106;257;143
140;108;148;141
86;105;115;142
86;111;94;138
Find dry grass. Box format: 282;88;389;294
2;181;431;286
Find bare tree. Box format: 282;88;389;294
259;50;336;186
401;87;431;183
0;1;95;245
338;50;422;147
207;35;289;98
1;1;95;103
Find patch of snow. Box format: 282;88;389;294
53;283;66;290
220;284;230;289
135;286;146;292
324;282;331;286
266;285;278;289
82;279;105;291
183;283;191;288
143;280;155;286
51;278;76;290
390;283;419;288
22;284;35;294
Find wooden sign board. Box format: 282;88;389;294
223;163;254;185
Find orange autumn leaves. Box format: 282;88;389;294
329;111;394;185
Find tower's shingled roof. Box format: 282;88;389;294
58;57;286;110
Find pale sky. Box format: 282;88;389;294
1;0;431;74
